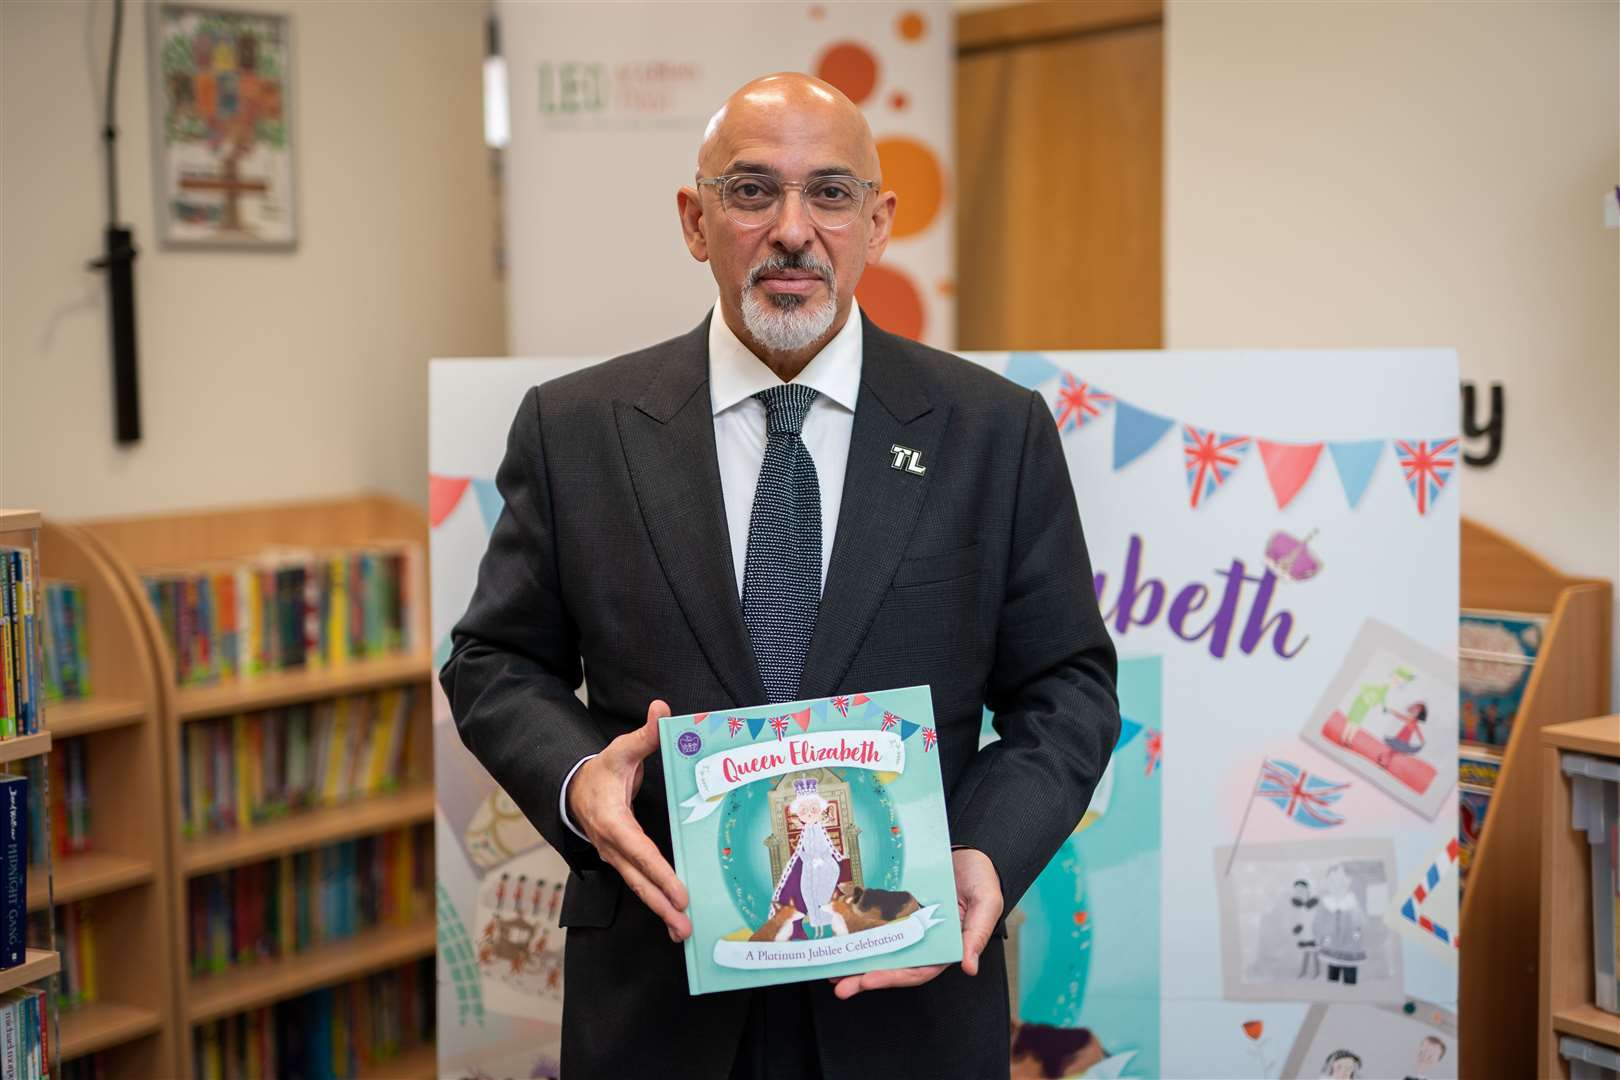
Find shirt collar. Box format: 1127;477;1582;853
708;299;863;416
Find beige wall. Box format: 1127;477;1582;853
1167;0;1620;700
1;0;504;519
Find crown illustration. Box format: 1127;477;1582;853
793;777;820;796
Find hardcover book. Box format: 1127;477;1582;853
0;773;25;970
659;684;963;995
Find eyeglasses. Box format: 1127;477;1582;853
696;173;879;229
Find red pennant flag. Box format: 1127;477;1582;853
693;713;708;726
852;694;870;706
1257;441;1324;510
428;475;470;528
793;708;812;732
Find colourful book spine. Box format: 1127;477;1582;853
1;552;16;739
67;737;89;853
15;552;37;735
0;774;27;969
79;902;97;1003
328;556;348;668
233;715;253;832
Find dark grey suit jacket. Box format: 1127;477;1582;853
441;312;1119;1079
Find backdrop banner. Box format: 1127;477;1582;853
498;0;954;356
430;347;1459;1079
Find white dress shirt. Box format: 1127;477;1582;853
559;301;865;839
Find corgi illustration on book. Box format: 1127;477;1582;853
750;902;805;942
823;883;922;936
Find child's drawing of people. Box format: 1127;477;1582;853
1320;1048;1363;1078
1313;863;1366;986
1291;878;1321;979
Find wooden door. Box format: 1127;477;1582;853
956;1;1163;350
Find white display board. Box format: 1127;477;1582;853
430;347;1460;1079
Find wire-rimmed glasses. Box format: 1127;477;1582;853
696;173;879;229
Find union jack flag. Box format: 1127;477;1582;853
1182;425;1252;509
728;716;744;738
880;711;898;733
1053;373;1114;433
1396;438;1459;516
1254;758;1348;828
769;716;789;740
831;696;851;717
1144;728;1162;776
921;727;937;752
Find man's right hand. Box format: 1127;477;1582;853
567;699;692;942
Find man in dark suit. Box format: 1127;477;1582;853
441;73;1119;1079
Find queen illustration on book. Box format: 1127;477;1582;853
770;777;852;940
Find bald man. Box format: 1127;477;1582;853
442;74;1119;1079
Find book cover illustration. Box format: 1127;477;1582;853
659;684;963;996
1458;608;1547;749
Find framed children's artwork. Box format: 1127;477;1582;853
1301;620;1458;820
1214;838;1405;1004
146;3;297;249
1280;998;1458;1079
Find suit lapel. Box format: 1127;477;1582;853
615;315;767;709
798;317;949;700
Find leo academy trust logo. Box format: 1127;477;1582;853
537;62;707;128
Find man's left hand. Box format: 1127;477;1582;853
829;847;1003;1001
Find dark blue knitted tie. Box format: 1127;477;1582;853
742;383;823;704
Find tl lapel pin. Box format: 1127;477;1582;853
889;444;927;475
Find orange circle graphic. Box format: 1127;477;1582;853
815;42;879;105
897;11;927;41
890;90;909;111
856;263;925;341
875;136;945;239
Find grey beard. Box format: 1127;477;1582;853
740;259;838;353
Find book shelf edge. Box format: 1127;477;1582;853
184;919;435;1025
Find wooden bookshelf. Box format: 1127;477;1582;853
1;510;61;1078
0;951;61;996
182;783;434;877
77;494;434;1080
29;851;155;910
1539;716;1620;1078
358;1039;438;1080
35;518;176;1077
0;732;51;766
1460;521;1614;1079
187;916;435;1025
59;1000;165;1061
48;696;146;738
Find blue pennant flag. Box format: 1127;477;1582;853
899;719;920;741
1115;715;1142;752
747;716;767;740
470;477;505;536
1328;440;1384;509
1112;401;1175;470
1004;352;1060;391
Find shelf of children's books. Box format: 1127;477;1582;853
59;999;165;1061
356;1039;437;1080
0;950;60;995
181;784;435;878
174;652;432;720
28;851;155;911
186;916;435;1025
48;697;147;738
0;732;51;766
